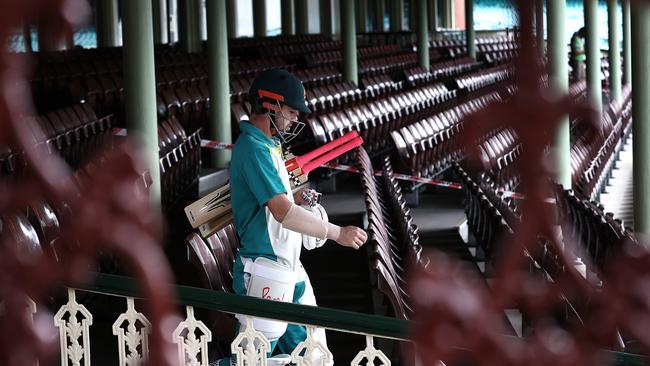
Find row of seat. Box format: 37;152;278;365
185;224;240;356
157;117;202;210
470;80;588;196
390;76;512;178
357;147;421;320
475;128;521;192
571;86;632;200
430;37;518;63
455;163;514;262
358;44;407;59
403;57;483;86
359;53;419;76
308;80;454;151
1;104;114;176
557;189;634;274
454;65;513;91
259;40;342;59
457;163;627;337
186;223;240;293
430;36;514;49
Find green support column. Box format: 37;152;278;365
443;0;454;28
632;0;650;237
536;0;545;55
253;0;267;38
123;0;161;206
548;0;570;187
184;0;202;52
320;0;333;36
341;0;358;85
623;0;631;85
608;0;621;101
207;0;232;168
227;0;238;38
200;0;207;41
428;0;438;32
408;0;417;33
96;0;119;48
295;0;309;35
282;0;294;35
465;0;475;59
357;0;368;33
584;0;603;112
375;0;386;32
417;0;429;69
391;0;404;32
153;0;169;44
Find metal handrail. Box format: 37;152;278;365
75;272;648;365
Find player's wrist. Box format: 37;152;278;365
325;223;341;241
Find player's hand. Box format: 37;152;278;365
336;226;368;250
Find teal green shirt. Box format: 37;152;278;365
230;120;304;280
230;121;287;263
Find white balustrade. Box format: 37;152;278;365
172;306;212;366
54;289;93;366
112;297;152;366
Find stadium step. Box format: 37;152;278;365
599;134;634;229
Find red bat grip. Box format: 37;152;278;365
301;137;364;175
300;131;359;163
285;131;360;172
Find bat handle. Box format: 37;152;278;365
298;131;359;164
302;137;363;175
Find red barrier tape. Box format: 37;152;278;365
113;128;526;199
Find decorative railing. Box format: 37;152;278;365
21;273;647;366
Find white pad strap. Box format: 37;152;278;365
243;260;298;284
281;204;341;241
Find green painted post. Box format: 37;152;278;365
608;0;621;101
536;0;545;55
184;0;202;52
282;0;294;35
342;0;358;85
548;0;571;187
96;0;119;48
122;0;161;206
295;0;309;35
357;0;368;33
417;0;429;69
632;0;650;237
444;0;454;28
375;0;386;32
153;0;169;44
409;0;416;31
466;0;475;59
207;0;232;168
584;0;603;112
391;0;404;32
623;0;631;86
253;0;267;38
428;0;438;33
227;0;238;38
320;0;333;36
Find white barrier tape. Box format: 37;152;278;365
113;127;127;137
113;127;234;150
322;162;527;199
200;139;234;150
113;127;527;199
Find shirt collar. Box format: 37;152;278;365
240;120;280;146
